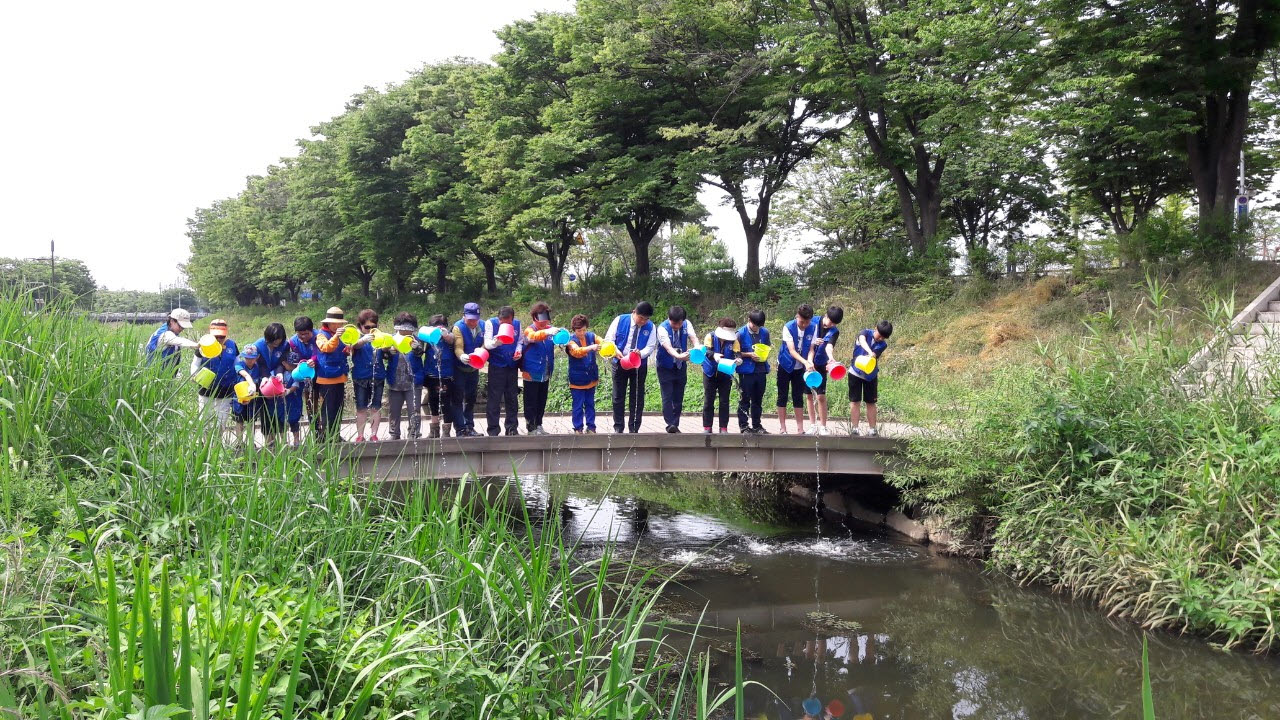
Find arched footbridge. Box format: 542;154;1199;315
341;429;905;481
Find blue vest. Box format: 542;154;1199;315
145;324;179;368
702;334;736;378
199;339;241;389
350;342;376;381
424;336;455;379
813;326;840;366
852;329;887;381
777;319;817;373
612;315;654;368
567;332;599;386
522;327;556;382
286;334;317;367
736;326;770;374
315;329;348;380
455;320;485;372
251;338;285;376
656;320;689;370
385;350;425;385
488;318;522;368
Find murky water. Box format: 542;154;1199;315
508;473;1280;720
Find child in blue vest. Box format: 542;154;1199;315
521;302;557;435
483;305;523;436
702;318;741;433
385;312;425;440
736;310;771;433
350;309;383;442
606;301;657;433
451;302;486;437
144;308;199;374
192;318;240;427
565;314;601;433
282;316;318;447
806;305;843;435
421;313;457;438
656;305;701;433
850;320;892;437
777;304;818;434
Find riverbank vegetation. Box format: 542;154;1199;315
0;293;750;717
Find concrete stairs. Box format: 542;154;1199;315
1181;276;1280;395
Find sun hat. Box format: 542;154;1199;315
209;319;229;338
463;302;481;320
322;306;346;325
714;327;737;342
168;308;193;329
241;344;260;360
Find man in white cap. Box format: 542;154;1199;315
144;308;200;375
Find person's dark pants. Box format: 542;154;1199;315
702;373;732;430
454;371;479;433
487;365;520;435
612;365;648;432
423;375;457;422
523;379;550;431
776;368;806;409
737;371;767;430
657;365;688;429
315;382;345;442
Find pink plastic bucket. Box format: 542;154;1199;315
497;323;516;345
829;363;848;381
468;347;490;369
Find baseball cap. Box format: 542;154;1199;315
209;319;229;338
463;302;481;320
169;308;193;329
241;344;260;360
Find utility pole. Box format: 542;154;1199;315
49;239;55;306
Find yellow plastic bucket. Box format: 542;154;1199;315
198;334;221;359
340;325;360;344
394;334;412;354
234;379;256;405
753;343;771;362
194;367;215;389
854;354;876;375
599;341;617;358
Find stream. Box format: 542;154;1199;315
503;472;1280;719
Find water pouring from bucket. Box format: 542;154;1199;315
497;323;517;345
468;347;490;369
829;363;848;381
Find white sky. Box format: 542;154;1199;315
0;0;780;292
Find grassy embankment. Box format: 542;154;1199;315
0;293;756;717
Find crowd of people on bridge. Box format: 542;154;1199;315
145;300;891;446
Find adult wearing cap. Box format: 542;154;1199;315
191;318;240;426
144;308;200;374
482;305;522;436
604;301;657;433
451;302;486;437
313;307;350;443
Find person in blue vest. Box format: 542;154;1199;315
420;313;457;438
605;301;657;433
701;318;741;434
231;343;263;445
144;308;199;374
849;320;892;437
735;310;771;434
349;309;383;443
656;305;701;433
233;334;293;448
521;302;557;435
384;312;425;440
777;304;818;434
565;314;600;433
805;305;843;435
192;318;240;427
281;316;319;447
313;307;351;443
483;305;523;436
451;302;486;437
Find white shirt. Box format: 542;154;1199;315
605;314;658;359
483;318;526;353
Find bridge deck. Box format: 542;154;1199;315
341;430;902;481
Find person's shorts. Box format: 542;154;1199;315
232;397;254;423
354;378;384;410
776;368;807;408
200;384;235;399
807;365;829;396
850;375;878;404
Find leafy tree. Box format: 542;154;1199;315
187;195;265;306
0;257;96;308
772;143;901;258
671;224;736;286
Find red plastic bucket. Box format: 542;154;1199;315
497;323;517;345
829;363;848;381
468;347;490;369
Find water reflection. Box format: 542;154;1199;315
507;474;1280;719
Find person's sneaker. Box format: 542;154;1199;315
666;425;679;433
719;427;729;433
505;429;519;436
355;435;365;443
740;426;755;434
368;435;380;443
705;427;713;434
574;428;583;434
587;428;597;434
817;426;830;436
753;426;769;435
804;425;818;436
849;427;861;437
532;426;549;436
464;429;484;437
866;427;879;437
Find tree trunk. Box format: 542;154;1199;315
473;249;498;294
1186;84;1253;251
725;185;769;289
435;259;449;295
625;217;662;279
354;265;375;298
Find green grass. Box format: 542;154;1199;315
0;291;752;719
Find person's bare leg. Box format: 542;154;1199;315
370;408;382;440
355;408;367;440
777;406;789;433
817;395;829;428
849;401;861;434
793;407;805;434
867;402;877;430
805;392;817;427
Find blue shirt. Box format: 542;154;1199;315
851;329;887;380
